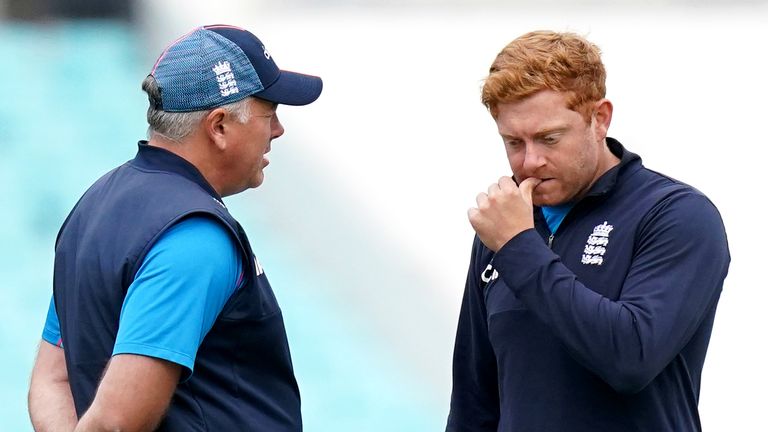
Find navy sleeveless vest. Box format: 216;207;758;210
53;142;301;430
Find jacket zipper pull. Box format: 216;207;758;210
548;234;555;248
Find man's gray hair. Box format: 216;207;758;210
141;75;252;141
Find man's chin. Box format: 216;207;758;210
533;195;563;207
250;172;265;189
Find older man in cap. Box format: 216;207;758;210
28;24;322;431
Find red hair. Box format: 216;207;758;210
482;30;606;121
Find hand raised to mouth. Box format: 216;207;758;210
468;176;541;252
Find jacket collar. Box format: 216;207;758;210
584;137;642;198
131;141;223;201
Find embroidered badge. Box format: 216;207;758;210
581;221;613;266
212;61;239;97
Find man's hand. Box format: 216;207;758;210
468;176;541;252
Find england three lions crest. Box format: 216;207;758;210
212;61;239;97
581;221;613;266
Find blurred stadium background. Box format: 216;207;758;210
1;0;766;430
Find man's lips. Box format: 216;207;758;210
522;177;553;183
532;178;555;191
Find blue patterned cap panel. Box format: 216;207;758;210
149;25;322;109
152;28;264;112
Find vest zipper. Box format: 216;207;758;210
548;233;555;248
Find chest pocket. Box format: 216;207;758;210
220;257;280;321
223;223;282;321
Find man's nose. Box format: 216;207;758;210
522;143;546;172
271;114;285;139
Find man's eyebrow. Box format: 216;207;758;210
533;126;570;138
500;134;521;140
500;126;571;140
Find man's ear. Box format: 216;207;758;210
203;108;229;151
592;98;613;141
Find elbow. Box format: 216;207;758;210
76;409;148;432
606;375;651;395
600;363;658;395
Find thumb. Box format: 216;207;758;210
519;177;542;206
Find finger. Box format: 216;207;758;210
498;176;517;192
467;207;481;229
475;192;488;207
518;177;542;206
487;182;500;196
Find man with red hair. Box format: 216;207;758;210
447;30;730;431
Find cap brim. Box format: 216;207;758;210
256;70;323;106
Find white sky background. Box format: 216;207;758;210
141;2;767;429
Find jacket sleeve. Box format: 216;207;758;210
446;236;500;432
492;192;730;394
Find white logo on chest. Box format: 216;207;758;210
581;221;614;266
212;61;239;97
481;263;499;283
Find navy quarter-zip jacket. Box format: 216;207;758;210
447;138;730;432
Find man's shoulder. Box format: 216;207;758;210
58;159;236;254
621;164;712;207
79;160;226;216
621;166;725;235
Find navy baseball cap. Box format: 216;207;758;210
149;24;323;112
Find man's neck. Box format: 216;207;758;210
148;134;225;197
